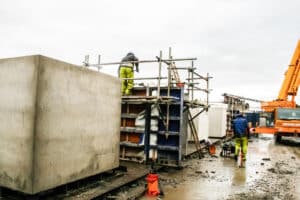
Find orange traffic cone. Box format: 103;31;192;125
146;173;160;196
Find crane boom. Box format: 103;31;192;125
261;40;300;112
254;40;300;141
277;40;300;101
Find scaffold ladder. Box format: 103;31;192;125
170;62;181;84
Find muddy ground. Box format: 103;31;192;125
116;135;300;200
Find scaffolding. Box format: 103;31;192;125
84;49;210;104
222;93;262;136
84;48;212;166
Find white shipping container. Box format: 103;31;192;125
198;111;209;140
188;108;209;142
208;104;227;138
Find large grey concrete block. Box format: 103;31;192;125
0;55;121;194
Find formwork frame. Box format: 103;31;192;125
84;49;212;166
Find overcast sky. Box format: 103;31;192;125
1;0;299;106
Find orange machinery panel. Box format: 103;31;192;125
120;132;141;143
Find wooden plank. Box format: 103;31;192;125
60;162;152;200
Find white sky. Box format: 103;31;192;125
0;0;299;106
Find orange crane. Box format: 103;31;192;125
254;40;300;142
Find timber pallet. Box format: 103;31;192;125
0;162;157;200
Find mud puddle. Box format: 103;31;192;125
139;135;300;200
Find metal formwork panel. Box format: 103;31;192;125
155;87;187;167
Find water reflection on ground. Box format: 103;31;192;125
140;135;300;200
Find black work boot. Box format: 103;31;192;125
234;155;238;161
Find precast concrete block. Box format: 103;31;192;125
0;55;121;194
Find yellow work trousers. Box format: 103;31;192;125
119;66;134;95
235;136;248;161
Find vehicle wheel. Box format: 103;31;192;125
275;135;282;143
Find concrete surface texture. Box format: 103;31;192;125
0;55;121;194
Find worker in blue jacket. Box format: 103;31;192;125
233;111;249;162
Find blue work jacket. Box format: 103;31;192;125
233;115;248;137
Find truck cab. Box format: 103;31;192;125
274;108;300;141
256;108;300;142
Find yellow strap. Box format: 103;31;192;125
121;63;133;68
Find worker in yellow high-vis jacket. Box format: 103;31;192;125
119;52;139;95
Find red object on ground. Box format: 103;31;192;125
146;173;160;196
209;145;216;155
